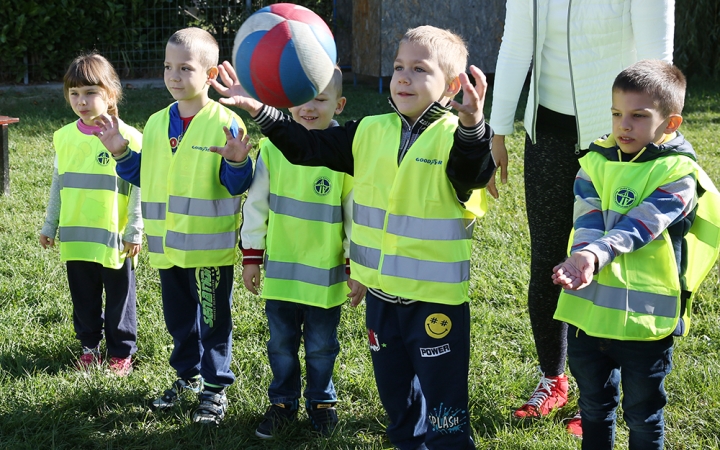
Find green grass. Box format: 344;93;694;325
0;78;719;449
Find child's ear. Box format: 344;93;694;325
446;76;462;97
664;114;683;134
335;96;347;115
207;66;219;82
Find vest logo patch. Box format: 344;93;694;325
419;343;451;357
428;405;467;434
614;187;638;209
96;150;111;166
415;157;443;166
314;177;331;196
425;313;452;339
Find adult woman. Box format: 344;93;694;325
488;0;674;436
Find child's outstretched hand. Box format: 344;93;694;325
209;126;252;163
552;251;596;290
93;115;130;156
347;278;367;307
449;65;487;128
209;61;264;116
39;234;54;249
242;264;262;295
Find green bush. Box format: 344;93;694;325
0;0;335;83
674;0;720;79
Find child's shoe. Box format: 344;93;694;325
566;410;583;438
306;400;338;436
255;400;299;439
76;346;102;370
192;389;228;425
151;376;203;410
513;373;568;418
108;356;133;376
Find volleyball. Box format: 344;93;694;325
232;3;337;108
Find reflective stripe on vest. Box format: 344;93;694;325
350;113;483;304
265;258;347;287
258;138;350;308
142;202;166;220
53;120;141;269
555;149;701;340
270;193;342;223
565;280;677;318
60;172;129;195
59;226;122;251
140;101;244;268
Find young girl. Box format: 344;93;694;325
39;53;142;376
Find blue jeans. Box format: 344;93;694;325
265;300;341;405
567;325;673;450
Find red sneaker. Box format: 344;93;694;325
566;410;583;438
108;356;133;376
513;373;568;418
77;346;102;370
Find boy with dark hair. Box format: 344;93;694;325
553;59;720;449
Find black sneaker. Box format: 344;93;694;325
306;400;338;436
151;376;203;410
255;400;299;439
192;389;228;425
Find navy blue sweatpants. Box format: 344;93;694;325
66;259;137;358
365;291;475;450
158;265;235;388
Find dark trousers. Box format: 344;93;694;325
66;259;137;358
567;325;673;450
158;265;235;388
524;105;587;376
365;291;475;450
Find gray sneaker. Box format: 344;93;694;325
151;376;203;410
192;389;228;425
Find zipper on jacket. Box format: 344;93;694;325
566;0;581;154
530;0;538;143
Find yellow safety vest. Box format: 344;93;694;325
555;150;720;340
54;120;141;269
259;138;351;307
350;113;487;304
140;101;245;268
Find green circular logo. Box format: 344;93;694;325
96;150;111;166
614;187;638;208
314;177;331;196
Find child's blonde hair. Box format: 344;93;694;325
167;27;219;70
613;59;687;117
63;53;122;117
326;66;344;98
399;26;468;84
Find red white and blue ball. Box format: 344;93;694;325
232;3;337;108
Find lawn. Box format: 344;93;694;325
0;77;719;449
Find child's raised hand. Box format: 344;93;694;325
242;264;262;295
39;234;54;249
449;65;487;128
209;126;252;163
347;278;367;307
552;251;596;290
93;114;129;156
209;61;264;116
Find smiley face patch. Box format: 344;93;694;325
425;313;452;339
